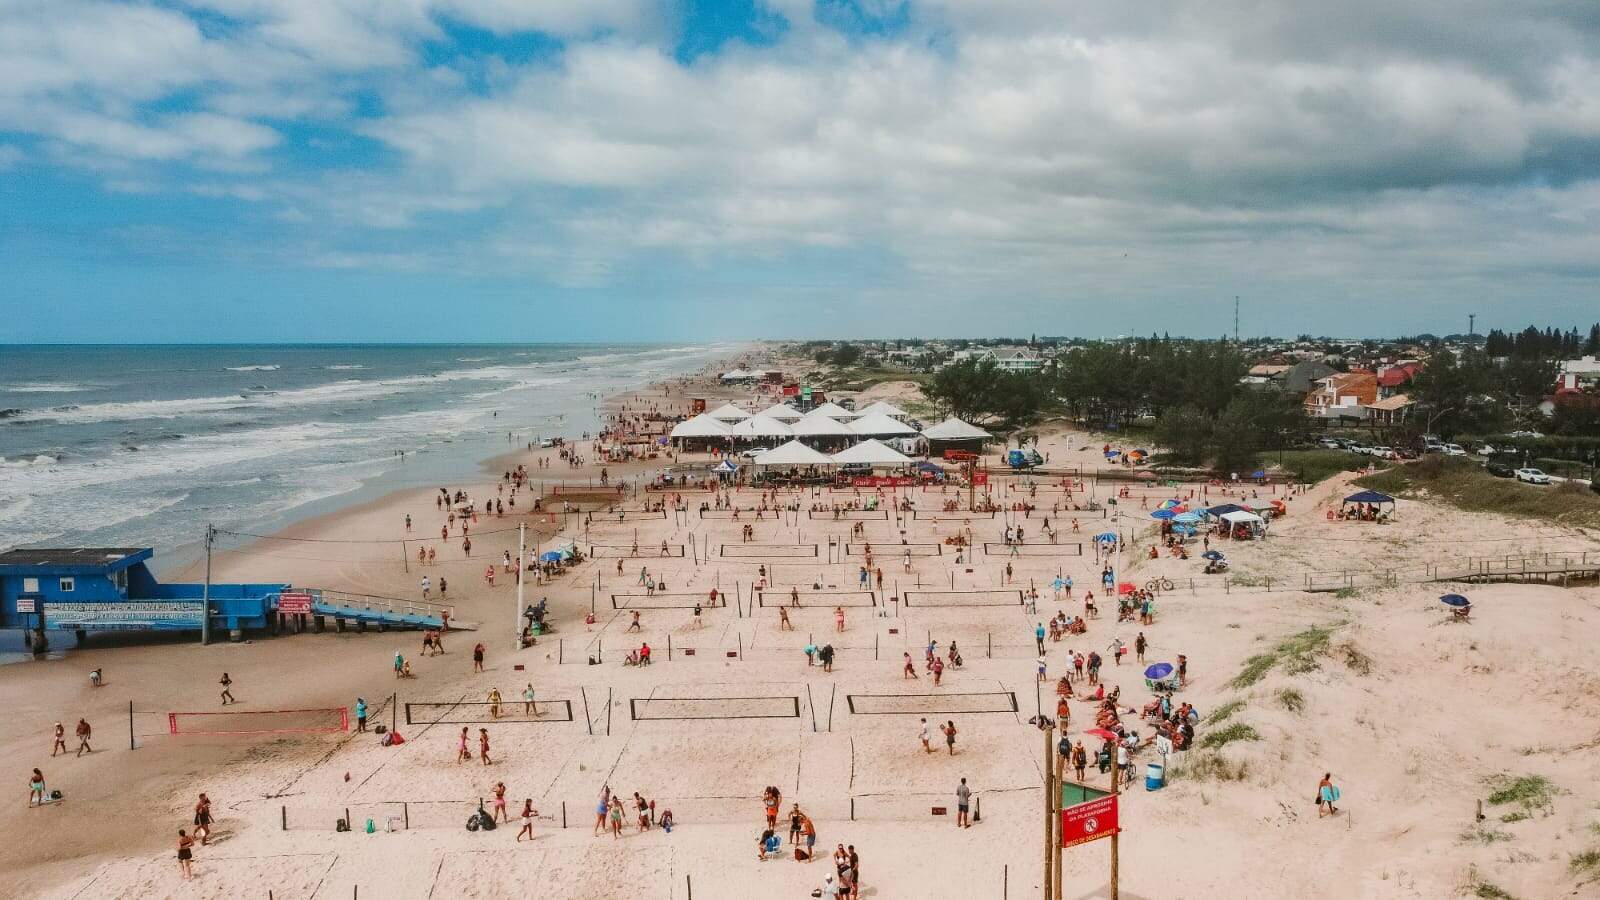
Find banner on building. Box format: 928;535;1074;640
43;601;205;631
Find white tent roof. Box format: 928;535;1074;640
855;399;908;418
920;417;990;440
1220;510;1265;525
706;402;752;421
830;439;913;465
849;412;919;436
791;415;856;437
753;440;835;466
730;415;794;438
804;401;856;420
720;369;755;381
669;414;733;439
756;403;803;422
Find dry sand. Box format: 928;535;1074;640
4;379;1600;900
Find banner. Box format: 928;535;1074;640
850;476;918;487
277;591;313;614
43;601;204;631
1060;795;1118;848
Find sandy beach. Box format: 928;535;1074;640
4;360;1599;900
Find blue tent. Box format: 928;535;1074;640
1094;532;1117;543
1173;512;1202;525
1207;503;1245;516
1344;490;1395;505
539;550;564;562
713;460;739;474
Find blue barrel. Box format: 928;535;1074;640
1145;762;1165;791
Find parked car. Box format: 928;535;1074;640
1508;430;1544;439
1348;444;1374;456
1515;467;1551;485
1396;447;1421;460
1441;444;1467;456
1319;438;1344;450
1476;444;1500;456
741;447;771;459
1485;458;1515;478
1370;447;1398;460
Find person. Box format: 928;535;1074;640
609;797;625;838
804;642;817;666
394;649;405;678
847;845;861;894
219;672;235;705
942;720;958;755
177;829;195;880
29;769;46;806
194;793;213;844
593;787;611;836
834;606;846;633
955;778;972;827
1037;654;1047;683
628;610;642;632
1135;631;1147;663
355;698;368;733
473;643;486;673
1035;622;1046;655
779;606;792;631
488;688;502;719
456;727;472;763
516;799;537;842
1318;773;1340;817
692;602;702;629
758;828;781;860
818;873;841;898
919;718;933;753
492;781;509;823
789;803;804;846
51;723;66;757
903;652;919;680
479;728;492;766
819;644;834;672
1072;742;1088;782
522;683;537;716
932;655;945;686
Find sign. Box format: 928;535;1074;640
15;598;37;613
850;476;917;487
277;592;313;614
1060;795;1118;848
43;601;204;631
972;472;989;485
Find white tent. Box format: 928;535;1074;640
669;414;733;439
756;403;803;422
791;415;856;437
921;417;990;440
1219;510;1265;525
720;369;756;382
855;399;908;419
730;415;794;439
1241;498;1278;514
849;412;919;437
753;440;835;466
831;439;913;465
804;401;856;420
706;402;752;422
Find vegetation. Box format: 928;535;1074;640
1572;848;1600;879
1459;825;1514;845
1172;750;1250;783
1229;626;1335;688
1355;457;1600;530
1465;866;1517;900
1153;392;1308;473
1274;449;1376;484
1276;688;1305;713
1199;723;1260;750
1485;774;1559;813
923;358;1050;427
1207;699;1245;724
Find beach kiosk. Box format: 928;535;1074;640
0;548;285;649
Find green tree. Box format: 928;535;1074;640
1153;405;1213;466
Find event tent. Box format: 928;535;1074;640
920;417;990;440
804;401;857;420
719;369;756;382
1343;490;1395;506
849;413;919;437
855;399;908;419
830;439;913;465
790;415;856;437
1219;510;1264;525
706;402;752;421
753;440;835;466
756;403;803;422
669;414;733;439
730;415;794;439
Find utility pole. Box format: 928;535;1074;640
200;524;214;645
1233;296;1240;343
1043;724;1054;898
515;523;525;650
1468;313;1476;337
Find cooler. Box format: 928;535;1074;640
1145;762;1165;791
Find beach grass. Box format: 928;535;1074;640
1199;722;1260;750
1229;626;1334;688
1207;699;1245;724
1569;848;1600;879
1172;750;1249;782
1274;449;1375;484
1486;774;1559;812
1459;825;1514;845
1355;457;1600;529
1276;688;1305;713
1466;866;1517;899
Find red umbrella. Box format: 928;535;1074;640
1118;582;1136;595
1084;728;1119;742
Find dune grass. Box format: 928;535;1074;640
1199;722;1260;750
1276;688;1305;713
1355;457;1600;529
1229;626;1335;688
1172;750;1249;783
1274;449;1377;484
1486;774;1559;813
1207;699;1245;724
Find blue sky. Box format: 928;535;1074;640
2;0;1598;342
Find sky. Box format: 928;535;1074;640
1;0;1598;343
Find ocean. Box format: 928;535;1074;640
0;343;728;570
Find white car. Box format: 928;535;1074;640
1348;444;1373;456
1508;430;1544;439
1370;447;1397;460
1515;468;1551;485
1477;445;1500;456
1441;444;1467;456
740;447;771;459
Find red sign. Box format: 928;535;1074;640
850;476;917;487
1060;795;1118;848
972;472;989;485
278;592;313;614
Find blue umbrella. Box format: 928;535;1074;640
539;550;564;562
1150;509;1175;520
1202;550;1225;561
1251;470;1266;479
1173;512;1202;525
1439;594;1470;607
1104;450;1120;459
1171;524;1195;536
1144;662;1174;680
1094;532;1117;542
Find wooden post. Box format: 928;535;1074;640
1110;733;1121;900
128;700;135;750
1054;750;1065;900
1043;724;1054;898
281;805;287;830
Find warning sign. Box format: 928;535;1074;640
1060;795;1118;848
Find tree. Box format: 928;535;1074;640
925;358;1043;426
1152;405;1213;466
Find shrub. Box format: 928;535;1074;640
1199;723;1260;750
1276;688;1305;713
1207;700;1245;724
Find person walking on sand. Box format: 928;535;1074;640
834;606;846;633
194;793;213;844
932;655;945;686
177;829;195;880
218;673;235;705
355;698;368;733
903;652;918;680
955;778;972;827
456;727;471;763
522;683;537;716
608;797;625;838
51;723;66;757
593;786;611;836
473;642;486;673
1035;622;1046;655
1135;631;1147;663
479;728;492;766
516;799;537;841
394;649;405;678
942;720;958;755
1317;773;1341;817
488;688;502;719
919;718;933;753
421;575;431;600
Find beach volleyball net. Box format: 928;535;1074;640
629;696;801;720
588;544;685;558
719;543;819;558
981;543;1083;556
846;542;942;557
901;589;1023;607
754;589;877;608
404;700;573;725
846;692;1019;715
167;707;348;736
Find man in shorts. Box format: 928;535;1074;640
919;718;933;753
955;778;972;827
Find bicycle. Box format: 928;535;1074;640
1144;577;1174;593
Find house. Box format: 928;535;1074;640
1557;356;1600;391
1375;362;1423;399
1305;372;1378;419
1364;394;1414;427
944;347;1045;373
1283;359;1339;394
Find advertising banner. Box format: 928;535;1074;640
43;601;205;631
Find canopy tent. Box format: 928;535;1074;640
756;403;803;422
849;413;919;437
1149;509;1176;520
1206;503;1245;517
804;401;857;420
730;415;794;439
855;399;908;419
920;417;990;440
830;439;913;466
669;414;733;439
706;402;753;422
1173;512;1203;525
753;440;835;467
719;369;757;382
790;415;856;437
1219;510;1264;525
712;460;739;474
1343;490;1395;505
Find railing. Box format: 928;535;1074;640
302;588;453;621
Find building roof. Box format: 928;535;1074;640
848;413;920;436
753;440;835;466
804;401;857;420
668;414;734;439
755;403;803;421
830;439;913;465
0;548;151;572
790;415;856;437
1365;394;1413;411
1376;363;1423;387
730;415;794;438
1317;372;1377;394
921;417;990;440
1283;359;1338;393
854;399;908;418
706;402;752;421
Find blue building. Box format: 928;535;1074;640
0;548;286;647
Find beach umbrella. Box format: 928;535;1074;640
539;551;564;562
1201;550;1225;561
1104;450;1120;459
1084;728;1120;742
1251;470;1266;479
1143;663;1175;680
1171;524;1195;536
1094;532;1117;542
1173;512;1202;525
1117;582;1136;595
1439;594;1470;607
1159;499;1179;510
1149;509;1175;520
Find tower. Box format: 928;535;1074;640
1234;296;1240;343
1468;314;1475;337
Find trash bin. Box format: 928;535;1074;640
1145;762;1165;791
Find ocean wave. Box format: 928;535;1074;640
226;365;280;372
324;364;365;370
0;453;59;468
2;381;97;393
